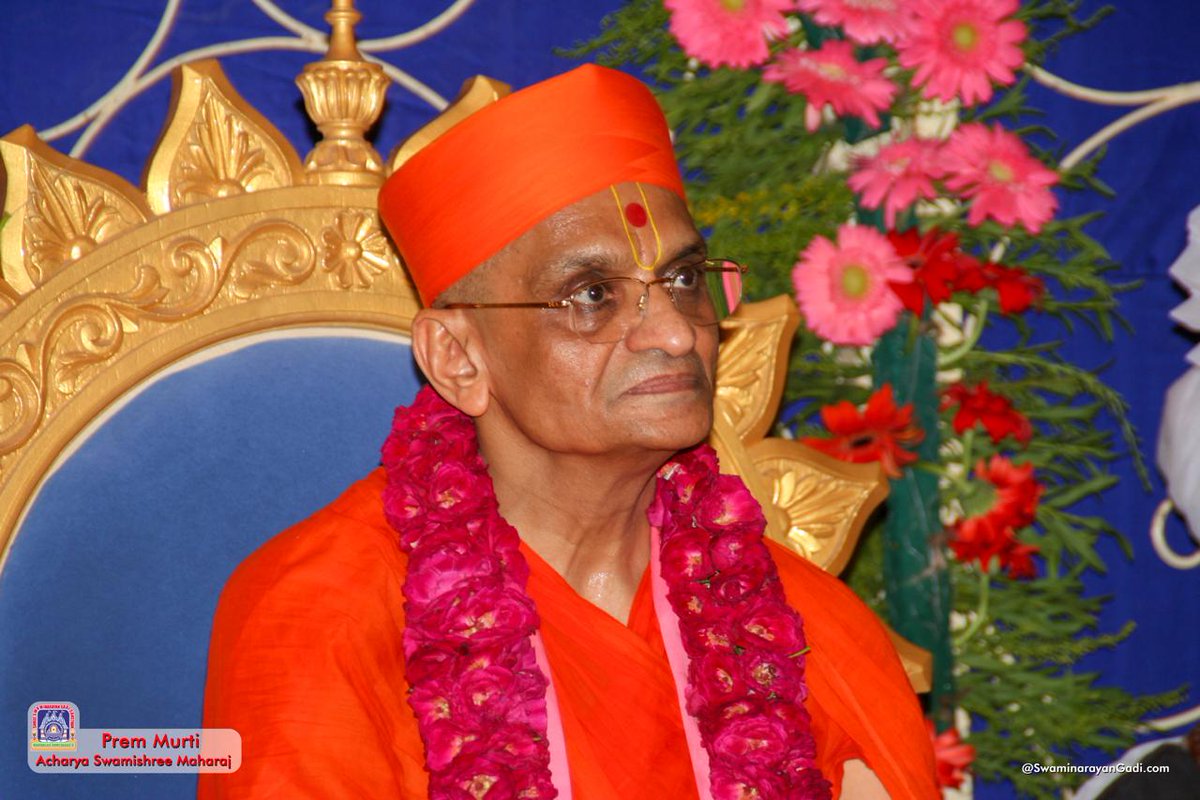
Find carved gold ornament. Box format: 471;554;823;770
712;295;888;574
0;6;417;565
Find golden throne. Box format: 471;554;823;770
0;7;927;795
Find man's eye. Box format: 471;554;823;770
570;281;615;308
668;267;704;291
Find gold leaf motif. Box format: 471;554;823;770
0;281;18;315
49;267;171;395
750;439;888;575
0;361;40;454
320;210;392;288
227;221;316;299
1;126;149;294
145;61;301;214
714;295;798;442
172;95;274;204
151;237;223;318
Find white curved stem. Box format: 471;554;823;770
358;0;478;50
1061;88;1200;170
1143;702;1200;733
68;37;321;157
249;0;326;41
40;0;182;141
249;0;477;52
1148;498;1200;570
1027;65;1200;107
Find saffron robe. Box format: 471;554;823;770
199;470;938;799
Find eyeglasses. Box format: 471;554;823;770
443;258;747;344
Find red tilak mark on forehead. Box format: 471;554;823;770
624;202;648;228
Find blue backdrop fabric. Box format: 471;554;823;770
1;2;1197;798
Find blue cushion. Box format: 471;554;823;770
0;335;422;798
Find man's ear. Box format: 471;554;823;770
411;309;491;417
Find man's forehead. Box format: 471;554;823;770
515;184;703;282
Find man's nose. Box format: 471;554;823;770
623;283;697;357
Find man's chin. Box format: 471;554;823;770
626;412;713;456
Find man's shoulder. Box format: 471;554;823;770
765;538;897;662
217;468;407;627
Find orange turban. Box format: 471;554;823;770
378;64;686;305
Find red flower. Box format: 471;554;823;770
887;228;985;314
982;261;1045;313
927;719;976;789
802;384;924;477
949;455;1042;578
943;381;1033;445
886;228;1045;316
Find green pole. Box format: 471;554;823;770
873;318;955;729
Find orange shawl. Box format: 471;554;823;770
199;470;937;799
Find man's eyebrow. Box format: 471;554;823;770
530;252;617;294
532;238;710;292
660;239;709;269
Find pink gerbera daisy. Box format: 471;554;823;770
763;40;899;131
792;224;912;345
942;122;1059;232
898;0;1027;106
665;0;796;69
796;0;915;45
848;137;945;227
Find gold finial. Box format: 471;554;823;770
295;0;390;186
325;0;364;62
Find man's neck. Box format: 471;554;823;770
480;436;666;624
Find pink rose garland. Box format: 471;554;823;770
383;386;830;798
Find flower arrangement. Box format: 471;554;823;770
572;0;1183;796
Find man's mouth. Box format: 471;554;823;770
625;372;706;395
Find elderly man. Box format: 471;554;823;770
200;65;937;799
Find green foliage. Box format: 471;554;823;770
571;2;1184;797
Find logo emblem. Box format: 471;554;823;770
30;702;78;750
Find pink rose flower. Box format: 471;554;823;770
710;531;751;571
712;765;787;800
408;681;453;724
740;651;799;698
404;545;504;606
401;643;455;681
481;725;544;762
422;460;490;523
423;719;478;771
661;527;716;581
686;650;748;715
695;474;765;530
667;585;719;621
684;620;737;654
710;566;766;604
737;597;805;653
711;715;791;766
420;584;539;647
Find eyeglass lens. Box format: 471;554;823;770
568;263;743;343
